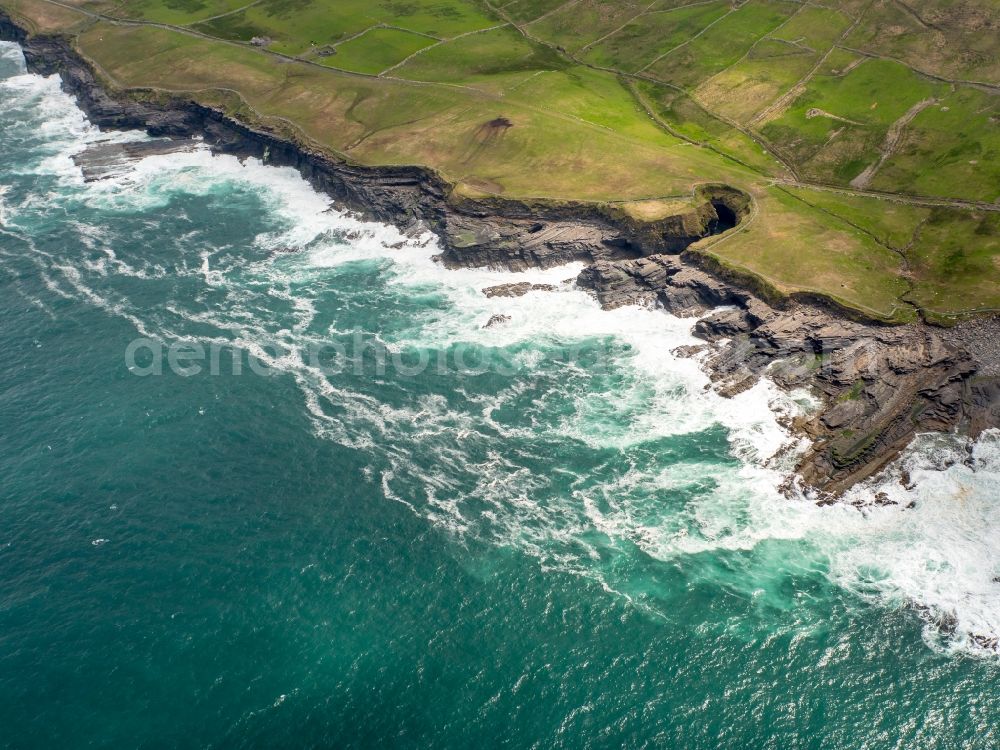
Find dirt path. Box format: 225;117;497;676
849;96;936;189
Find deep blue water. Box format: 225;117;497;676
1;42;999;748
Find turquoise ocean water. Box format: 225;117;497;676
1;42;999;747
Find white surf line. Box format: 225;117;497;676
20;69;1000;654
7;47;995;648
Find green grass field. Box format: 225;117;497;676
871;87;1000;203
319;27;437;75
844;0;1000;83
781;186;929;250
580;2;730;73
527;0;654;53
192;0;498;56
95;0;249;26
391;25;566;83
3;0;997;320
644;0;796;87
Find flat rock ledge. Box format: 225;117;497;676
482;282;557;298
5;16;998;499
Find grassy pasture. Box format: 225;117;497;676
872;88;1000;203
526;0;648;53
645;0;796;88
792;59;942;128
768;5;852;52
690;2;857;125
500;0;567;24
781;186;929;250
633;79;786;175
96;0;246;25
195;0;497;56
193;0;378;55
72;22;752;201
696;186;913;321
819;47;865;77
504;66;688;146
391;25;567;83
2;0;92;30
580;2;730;73
844;0;1000;84
694;39;816;123
319;27;437;74
907;209;1000;318
759;59;940;184
111;0;251;25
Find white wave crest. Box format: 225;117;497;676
0;40;27;77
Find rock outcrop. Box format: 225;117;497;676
72;138;200;181
482;282;557;298
576;255;998;495
483;313;511;328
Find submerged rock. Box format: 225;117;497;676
481;282;556;298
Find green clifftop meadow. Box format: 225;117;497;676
3;0;998;321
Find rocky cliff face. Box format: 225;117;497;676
5;17;998;498
576;255;998;496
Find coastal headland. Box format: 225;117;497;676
2;0;999;495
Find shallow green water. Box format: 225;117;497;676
1;42;999;748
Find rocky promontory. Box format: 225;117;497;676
576;255;999;495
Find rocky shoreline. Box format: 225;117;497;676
4;16;999;498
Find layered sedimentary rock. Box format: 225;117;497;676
575;255;997;495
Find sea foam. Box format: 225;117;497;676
217;152;1000;655
5;38;1000;656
